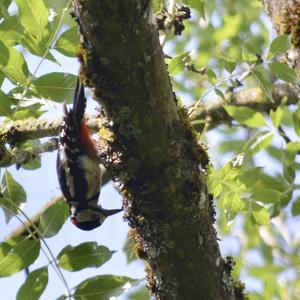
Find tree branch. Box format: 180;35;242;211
0;115;101;144
1;82;298;157
188;83;299;130
0;138;58;167
0;115;102;166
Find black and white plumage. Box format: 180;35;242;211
57;79;121;230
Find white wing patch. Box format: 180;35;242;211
80;155;102;199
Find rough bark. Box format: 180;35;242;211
72;1;244;299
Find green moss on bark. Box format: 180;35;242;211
73;1;239;299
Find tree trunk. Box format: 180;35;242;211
73;1;245;299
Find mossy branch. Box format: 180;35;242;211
188;83;299;130
0;138;58;167
0;116;102;167
0;115;101;144
0;82;297;166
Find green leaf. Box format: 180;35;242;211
14;0;57;61
0;170;26;222
207;171;223;197
269;202;282;219
239;167;264;186
3;170;26;205
206;69;217;83
168;52;191;76
21;158;41;170
32;73;76;102
73;275;138;300
11;108;45;120
282;142;300;183
0;15;24;46
18;140;41;170
293;106;300;137
16;267;48;300
243;130;274;156
151;0;163;12
285;142;300;164
0;40;29;85
213;14;242;42
251;203;270;225
250;187;282;204
291;197;300;216
38;198;69;238
0;0;12;19
225;105;266;128
128;285;150;300
220;57;236;73
57;242;115;271
218;139;244;154
214;88;225;100
123;237;136;264
0;237;40;277
15;0;50;41
268;61;297;84
267;145;282;162
0;72;4;86
252;174;287;194
278;105;294;126
54;27;79;57
0;90;12;116
267;35;291;59
198;1;206;20
281;190;293;207
270;106;284;128
252;68;272;101
20;34;57;63
208;158;241;197
223;188;245;221
185;0;205;20
244;41;262;57
0;236;18;258
242;43;257;62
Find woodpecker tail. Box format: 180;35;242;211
72;78;87;126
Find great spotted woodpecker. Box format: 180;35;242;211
57;79;122;230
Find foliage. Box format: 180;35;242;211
0;0;299;299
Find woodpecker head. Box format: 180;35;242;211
70;206;122;231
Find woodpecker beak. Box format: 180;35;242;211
101;208;123;217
